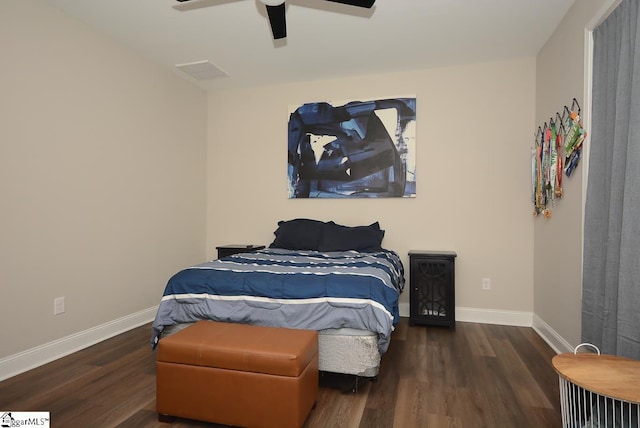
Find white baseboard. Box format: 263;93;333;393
402;304;575;354
399;302;410;317
400;303;533;327
455;306;533;326
532;313;574;354
0;306;158;382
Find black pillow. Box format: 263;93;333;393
269;218;327;250
318;221;385;252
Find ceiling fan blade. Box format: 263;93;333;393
173;0;242;12
323;0;375;8
265;3;287;39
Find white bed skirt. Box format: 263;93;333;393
317;328;380;377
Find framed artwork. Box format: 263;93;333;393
287;97;416;198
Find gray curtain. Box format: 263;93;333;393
582;0;640;359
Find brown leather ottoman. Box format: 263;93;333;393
156;320;319;428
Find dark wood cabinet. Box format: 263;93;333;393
216;244;265;259
409;250;457;329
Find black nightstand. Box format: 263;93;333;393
216;244;265;259
408;250;457;329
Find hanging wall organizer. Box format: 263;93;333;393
531;98;587;219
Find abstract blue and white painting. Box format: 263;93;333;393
288;97;416;198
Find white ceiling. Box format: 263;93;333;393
45;0;576;91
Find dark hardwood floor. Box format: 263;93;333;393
0;319;562;427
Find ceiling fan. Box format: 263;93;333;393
175;0;376;40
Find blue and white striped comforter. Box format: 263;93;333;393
151;248;404;353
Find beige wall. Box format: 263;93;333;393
0;1;207;358
207;59;536;314
534;0;613;349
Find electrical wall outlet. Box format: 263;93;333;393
54;297;65;315
481;278;491;290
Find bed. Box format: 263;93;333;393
150;219;405;378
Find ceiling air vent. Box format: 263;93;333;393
175;60;227;80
